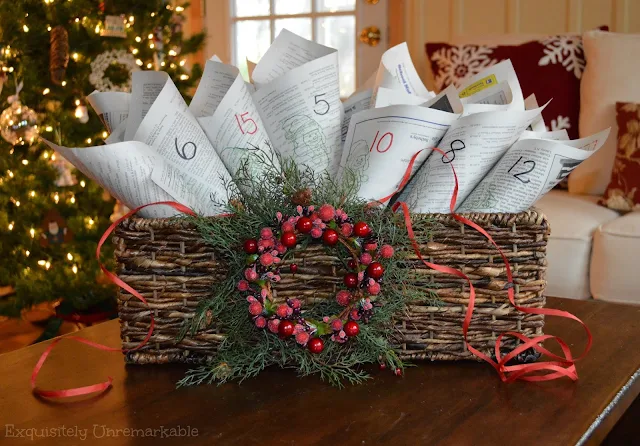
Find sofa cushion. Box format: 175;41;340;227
600;102;640;212
591;212;640;304
570;30;640;195
535;190;619;299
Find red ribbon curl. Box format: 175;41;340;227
31;202;195;399
392;148;592;382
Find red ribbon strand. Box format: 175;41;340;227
31;202;195;399
393;147;592;382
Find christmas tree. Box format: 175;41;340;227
0;0;204;318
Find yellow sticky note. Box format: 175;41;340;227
458;74;498;98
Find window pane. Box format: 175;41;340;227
274;0;312;15
315;0;356;12
234;20;271;80
316;16;355;96
274;18;312;41
233;0;270;17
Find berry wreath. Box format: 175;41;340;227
238;203;395;356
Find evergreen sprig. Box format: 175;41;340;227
177;156;438;387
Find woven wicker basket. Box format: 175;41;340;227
113;209;549;365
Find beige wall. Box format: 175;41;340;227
396;0;640;88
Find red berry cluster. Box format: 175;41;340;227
238;204;394;355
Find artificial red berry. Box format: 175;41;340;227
343;272;358;288
353;221;371;237
296;216;313;233
379;363;387;370
278;320;295;338
281;231;297;248
344;320;360;337
243;238;258;254
366;262;384;280
308;337;324;354
347;259;357;270
322;228;339;246
290;263;298;274
394;368;402;376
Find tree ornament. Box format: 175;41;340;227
110;201;129;222
74;105;89;124
50;26;69;85
322;228;339;246
100;15;127;38
89;50;139;92
280;231;297;248
344;321;360;337
343;272;358;288
296;216;313;233
152;26;165;71
278;320;295;338
170;13;185;34
308;337;324;354
366;262;384;279
50;154;77;187
243;238;258;254
353;221;371;237
0;101;39;146
40;209;73;248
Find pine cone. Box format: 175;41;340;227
291;188;312;206
50;26;69;85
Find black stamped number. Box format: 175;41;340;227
508;156;536;184
175;138;197;160
442;139;465;163
313;93;330;116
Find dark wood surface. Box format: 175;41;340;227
1;297;639;446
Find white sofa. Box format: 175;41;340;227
535;191;640;304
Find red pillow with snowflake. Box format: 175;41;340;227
426;29;607;140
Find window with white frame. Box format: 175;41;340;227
231;0;356;97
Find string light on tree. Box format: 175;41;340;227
74;103;89;123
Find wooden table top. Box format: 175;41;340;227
1;297;639;446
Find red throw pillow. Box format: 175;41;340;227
600;102;640;212
426;29;607;140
